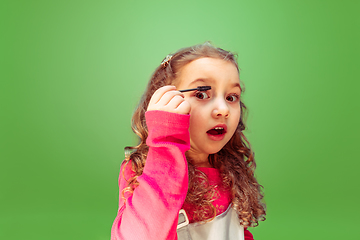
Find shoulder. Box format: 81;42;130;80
118;159;137;187
120;159;136;179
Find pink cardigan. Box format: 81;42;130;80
111;110;254;240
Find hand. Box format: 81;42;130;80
147;86;191;115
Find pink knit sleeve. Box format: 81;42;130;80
111;110;190;240
244;228;254;240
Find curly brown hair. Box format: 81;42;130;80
121;42;266;227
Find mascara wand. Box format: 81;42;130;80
179;86;211;93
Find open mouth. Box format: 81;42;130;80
206;127;226;135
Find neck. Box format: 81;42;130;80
186;150;211;168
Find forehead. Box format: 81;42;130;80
176;57;240;88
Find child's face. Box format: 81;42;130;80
176;57;241;165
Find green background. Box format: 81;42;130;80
1;0;359;239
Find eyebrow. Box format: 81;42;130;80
232;82;242;91
188;78;213;86
189;78;242;91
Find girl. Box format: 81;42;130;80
111;42;266;240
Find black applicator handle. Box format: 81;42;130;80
179;86;211;93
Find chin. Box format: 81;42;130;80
205;146;225;155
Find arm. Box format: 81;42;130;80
111;110;190;240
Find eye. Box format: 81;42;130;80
226;94;239;102
195;91;209;99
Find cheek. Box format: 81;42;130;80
189;106;207;132
189;110;204;129
231;108;241;130
235;110;241;123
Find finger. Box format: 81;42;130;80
166;95;186;110
156;90;184;107
175;101;191;115
148;86;176;106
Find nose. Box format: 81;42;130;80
212;98;230;119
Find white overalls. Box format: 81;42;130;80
177;205;244;240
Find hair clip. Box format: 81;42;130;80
161;54;173;67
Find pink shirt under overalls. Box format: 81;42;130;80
111;110;254;240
